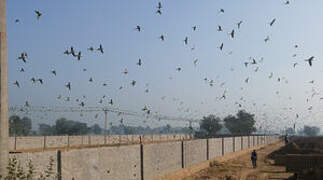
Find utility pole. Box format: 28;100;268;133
0;0;8;176
104;109;108;144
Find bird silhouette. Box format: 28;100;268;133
76;52;82;60
20;68;24;72
89;77;93;82
51;70;56;76
31;77;36;83
13;81;20;88
192;26;197;31
64;50;70;55
176;67;182;72
305;56;314;66
135;25;141;32
34;10;42;20
157;2;162;9
25;101;29;107
245;78;249;83
38;78;43;84
269;18;276;26
131;80;136;86
184;37;188;45
88;47;94;52
293;63;298;68
237;21;243;29
269;72;273;79
137;59;142;66
97;44;104;54
70;47;76;57
109;99;113;105
15;19;20;23
229;30;235;38
193;59;198;66
66;82;71;91
18;52;27;63
156;9;162;15
264;36;270;42
220;9;224;13
217;25;223;31
123;68;128;75
219;43;224;50
159;35;165;41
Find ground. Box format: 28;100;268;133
184;142;294;180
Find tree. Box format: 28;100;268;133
38;123;55;136
55;118;89;135
224;110;256;135
9;115;32;136
303;125;320;136
89;124;102;135
196;114;222;138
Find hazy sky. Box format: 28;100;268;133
7;0;323;132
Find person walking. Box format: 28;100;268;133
251;150;257;168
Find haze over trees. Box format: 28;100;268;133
196;110;257;138
9;115;32;136
302;125;320;136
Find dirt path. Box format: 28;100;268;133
184;142;294;180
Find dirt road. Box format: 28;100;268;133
184;142;294;180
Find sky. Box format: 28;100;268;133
6;0;323;132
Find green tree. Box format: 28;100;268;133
303;125;320;136
38;123;55;136
196;114;222;138
9;115;32;136
55;118;89;135
224;110;256;135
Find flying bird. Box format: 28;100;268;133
159;35;165;41
64;50;70;55
66;82;71;91
34;10;42;20
20;68;24;72
31;77;36;83
219;9;224;13
123;68;128;75
293;63;298;68
305;56;314;66
51;70;56;76
76;52;82;60
131;80;136;86
176;67;182;72
184;37;188;45
217;25;223;31
88;46;94;52
70;47;76;57
15;19;20;23
38;78;43;84
193;59;198;66
109;99;113;105
237;21;243;29
157;2;162;9
219;43;224;50
137;59;142;66
135;25;141;32
97;44;104;54
264;36;270;42
18;52;27;63
156;9;162;15
229;30;235;38
192;26;197;31
269;18;276;26
13;81;20;88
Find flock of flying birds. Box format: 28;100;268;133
11;1;321;129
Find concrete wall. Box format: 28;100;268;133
11;135;278;180
10;151;57;179
242;136;249;150
143;141;182;179
208;138;222;159
62;144;141;180
9;134;191;151
223;137;233;155
234;137;242;152
184;139;207;168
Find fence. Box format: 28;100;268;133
9;134;192;151
10;135;280;180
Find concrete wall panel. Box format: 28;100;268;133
184;139;207;167
143;141;182;179
208;138;222;159
62;145;141;180
223;137;233;155
234;137;242;152
46;136;67;148
16;136;43;150
242;136;249;150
